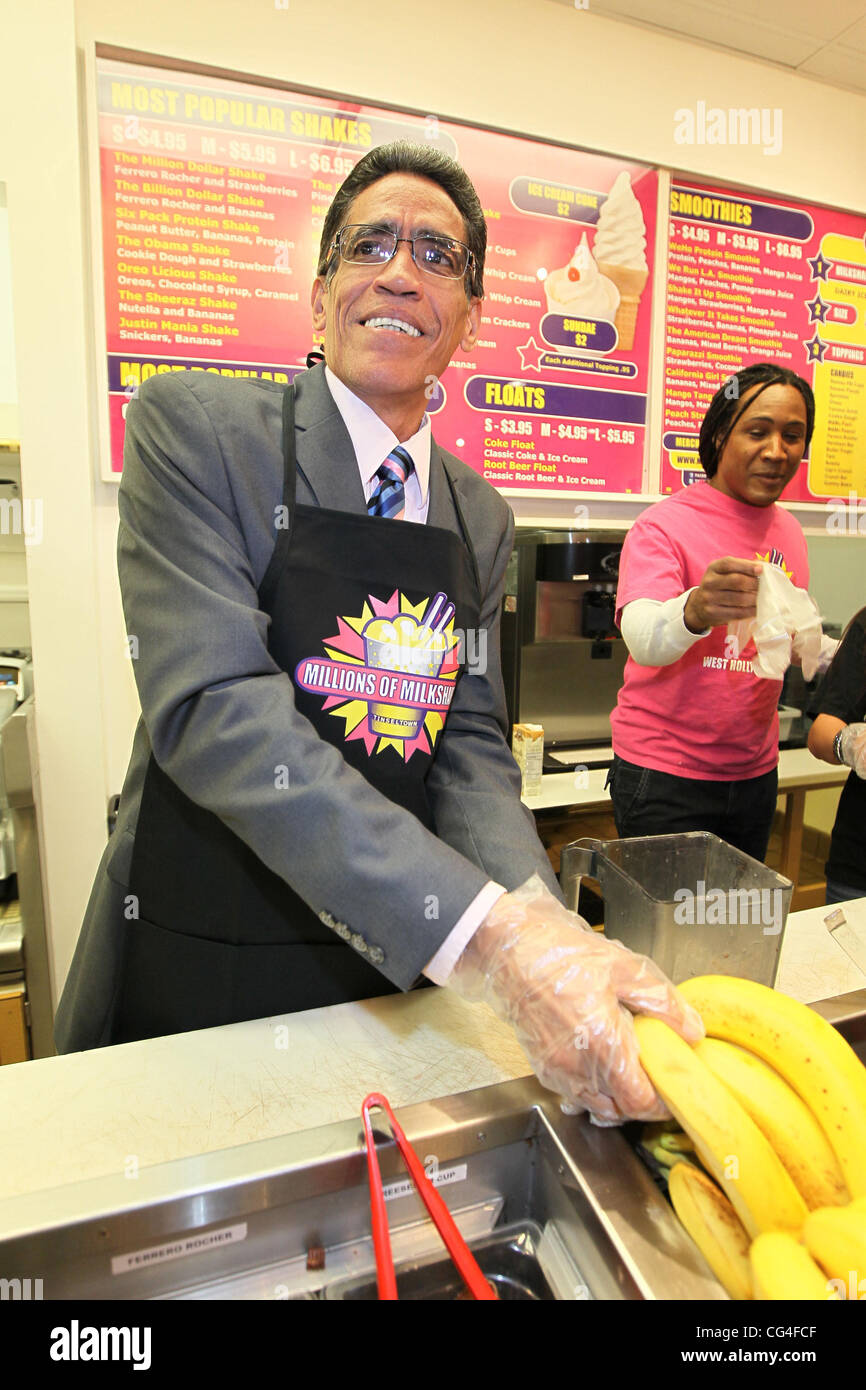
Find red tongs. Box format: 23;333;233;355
361;1092;497;1300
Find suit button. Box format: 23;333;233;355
351;933;366;954
368;946;384;965
335;923;351;941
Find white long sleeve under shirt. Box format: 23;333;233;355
619;591;710;666
620;591;838;672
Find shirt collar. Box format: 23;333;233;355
324;365;431;506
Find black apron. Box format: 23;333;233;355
117;385;482;1042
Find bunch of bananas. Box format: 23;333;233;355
634;974;866;1301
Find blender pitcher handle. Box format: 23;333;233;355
559;838;604;915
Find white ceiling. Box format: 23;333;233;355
546;0;866;93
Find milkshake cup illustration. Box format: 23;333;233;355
363;593;453;739
592;170;649;351
544;232;620;353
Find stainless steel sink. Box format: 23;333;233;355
0;1077;725;1300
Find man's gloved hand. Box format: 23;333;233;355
448;874;704;1126
839;723;866;779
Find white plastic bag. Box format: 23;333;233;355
727;562;823;681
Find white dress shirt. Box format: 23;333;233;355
323;367;505;981
325;367;431;521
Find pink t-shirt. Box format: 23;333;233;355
610;481;809;780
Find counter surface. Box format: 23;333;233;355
521;746;849;813
1;900;864;1203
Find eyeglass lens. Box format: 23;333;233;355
339;225;469;278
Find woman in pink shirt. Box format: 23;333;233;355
609;363;825;862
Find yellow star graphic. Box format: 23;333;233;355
755;550;794;580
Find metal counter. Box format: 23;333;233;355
0;1076;726;1301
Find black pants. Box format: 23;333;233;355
608;754;779;863
825;876;865;904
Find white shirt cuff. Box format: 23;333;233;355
422;881;507;985
620;591;710;667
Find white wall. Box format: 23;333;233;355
0;188;19;442
807;535;866;634
1;0;865;1003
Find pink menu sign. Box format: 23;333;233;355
663;179;866;501
96;55;657;491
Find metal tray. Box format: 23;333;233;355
325;1220;553;1300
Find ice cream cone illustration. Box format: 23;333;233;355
362;594;452;740
593;171;649;351
544;233;619;323
594;264;648;351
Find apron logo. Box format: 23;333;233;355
295;590;459;759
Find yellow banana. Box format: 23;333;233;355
660;1131;696;1154
695;1037;848;1210
634;1017;808;1238
680;975;866;1199
802;1206;866;1298
852;1197;866;1215
668;1162;752;1301
650;1145;681;1168
641;1121;676;1148
750;1231;838;1300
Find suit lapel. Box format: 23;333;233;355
429;442;483;596
291;368;465;536
291;366;367;514
427;441;460;531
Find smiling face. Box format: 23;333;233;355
709;383;808;508
310;173;481;439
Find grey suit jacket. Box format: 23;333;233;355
54;365;558;1051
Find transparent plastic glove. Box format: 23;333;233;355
448;874;704;1127
840;723;866;779
792;612;825;682
807;632;839;681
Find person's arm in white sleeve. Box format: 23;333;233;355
620;592;710;666
817;633;839;674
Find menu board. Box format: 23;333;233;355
95;55;656;489
663;179;866;501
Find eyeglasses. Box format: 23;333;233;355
330;224;474;281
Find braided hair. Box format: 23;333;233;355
698;363;815;478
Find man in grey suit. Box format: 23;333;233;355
56;142;699;1125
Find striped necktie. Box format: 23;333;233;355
367;445;414;520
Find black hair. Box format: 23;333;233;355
316;141;486;300
818;607;866;715
698;363;815;478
